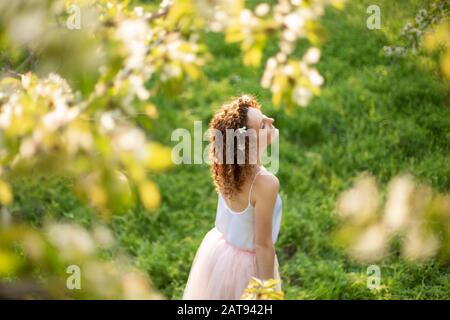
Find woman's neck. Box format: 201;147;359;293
256;147;266;166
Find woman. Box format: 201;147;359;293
183;95;282;300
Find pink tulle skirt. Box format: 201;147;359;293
182;227;281;300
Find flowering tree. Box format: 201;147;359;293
423;19;450;80
0;0;344;299
336;0;450;267
384;0;449;80
334;173;450;263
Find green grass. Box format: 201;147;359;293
11;0;450;299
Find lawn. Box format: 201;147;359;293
10;0;450;299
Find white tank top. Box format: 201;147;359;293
214;167;283;251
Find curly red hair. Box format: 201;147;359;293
209;95;261;200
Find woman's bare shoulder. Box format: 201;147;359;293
253;170;279;198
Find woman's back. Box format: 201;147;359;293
183;166;283;299
215;167;283;251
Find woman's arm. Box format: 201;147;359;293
253;173;279;280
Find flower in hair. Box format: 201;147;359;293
236;126;247;151
236;126;247;134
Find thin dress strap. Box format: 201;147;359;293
247;167;263;207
